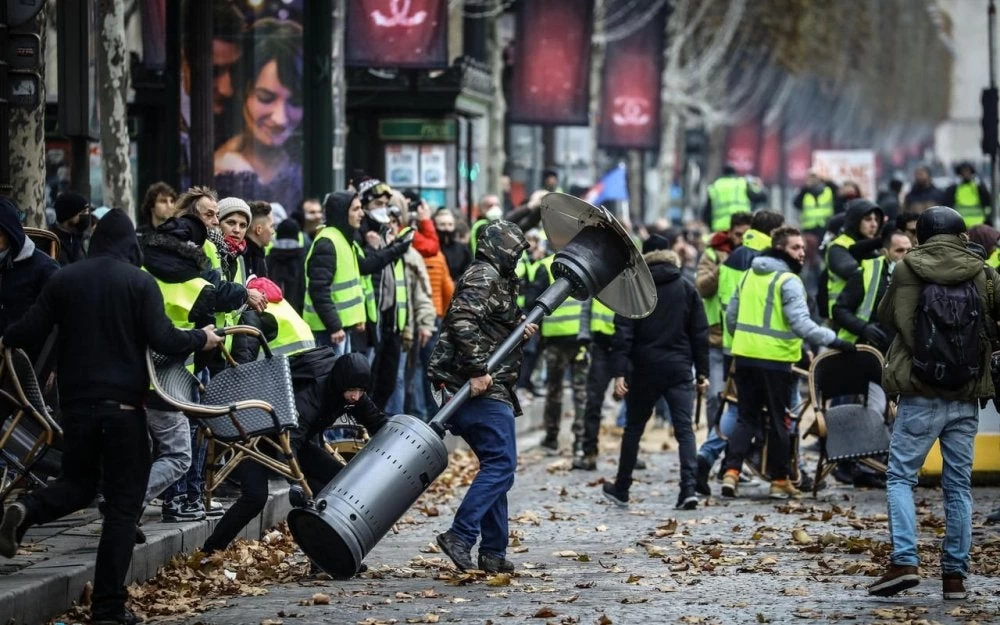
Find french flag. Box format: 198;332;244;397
584;163;629;206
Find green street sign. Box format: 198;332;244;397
379;118;457;142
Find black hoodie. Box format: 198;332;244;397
288;349;386;449
826;199;884;282
611;250;709;385
0;198;59;336
3;209;207;407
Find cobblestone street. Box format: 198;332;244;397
168;425;1000;625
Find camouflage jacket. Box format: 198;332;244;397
428;221;528;414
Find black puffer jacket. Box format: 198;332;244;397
268;246;306;314
611;250;709;386
0;198;59;336
289;349;386;449
306;192;360;334
141;215;217;328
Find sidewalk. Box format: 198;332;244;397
0;392;548;625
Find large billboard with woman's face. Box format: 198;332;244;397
180;0;304;213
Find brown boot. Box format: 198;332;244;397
942;573;967;600
868;564;919;596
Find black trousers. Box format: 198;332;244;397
371;329;402;411
579;344;614;456
20;404;151;619
202;440;341;553
723;365;795;480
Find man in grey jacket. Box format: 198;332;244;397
721;226;854;499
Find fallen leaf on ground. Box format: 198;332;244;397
533;607;558;618
312;593;330;605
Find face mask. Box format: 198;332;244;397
437;229;454;245
368;207;389;225
486;206;503;222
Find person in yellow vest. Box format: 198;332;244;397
967;224;1000;269
516;233;547;398
357;177;415;409
945;161;992;228
695;211;751;426
570;296;617;471
695;210;785;495
703;165;766;233
793;169;839;238
833;229;912;352
722;226;854;499
139;213;220;525
531;254;589;454
470;194;504;257
305;192;369;356
822;199;883;319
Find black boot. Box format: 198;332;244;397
436;531;475;571
695;456;711;496
602;482;629;508
479;552;515;574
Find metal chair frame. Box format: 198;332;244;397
146;326;312;507
0;347;62;501
23;227;60;260
803;344;890;496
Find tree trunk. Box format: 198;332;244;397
586;0;605;185
484;4;506;196
97;0;134;216
331;0;347;190
8;6;48;227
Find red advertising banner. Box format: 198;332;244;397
345;0;448;68
725;119;762;175
758;126;781;185
597;7;665;150
785;133;813;186
509;0;594;126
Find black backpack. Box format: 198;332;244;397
912;280;982;390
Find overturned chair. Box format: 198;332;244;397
0;347;63;501
146;325;311;506
804;344;891;496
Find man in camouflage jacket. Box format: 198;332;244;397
428;220;536;574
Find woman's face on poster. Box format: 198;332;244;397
244;60;303;148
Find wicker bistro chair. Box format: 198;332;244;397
0;347;63;501
146;325;312;507
23;227;60;260
711;361;812;485
803;345;891;496
323;422;370;466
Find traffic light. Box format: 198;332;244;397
982;87;999;157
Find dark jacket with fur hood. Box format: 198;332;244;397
611;249;709;385
141;216;217;329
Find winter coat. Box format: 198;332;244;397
0;207;59;336
612;250;709;386
244;238;268;279
726;252;837;369
268;245;306;314
140;224;217;329
831;259;894;349
904;183;944;212
49;223;86;266
695;232;732;347
440;238;472;281
289;349;386;450
403;246;437;348
878;234;1000;400
411;218;440;257
423;251;454;317
428;223;526;412
3;210;206;408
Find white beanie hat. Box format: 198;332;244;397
217;197;252;223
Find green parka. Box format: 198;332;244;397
878;234;1000;400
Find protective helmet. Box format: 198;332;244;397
916;206;966;244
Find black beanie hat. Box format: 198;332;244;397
276;218;301;240
54;192;89;223
642;233;673;254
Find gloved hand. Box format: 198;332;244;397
829;338;856;352
860;323;889;349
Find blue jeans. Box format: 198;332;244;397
707;347;725;428
386;351;408;415
886;395;978;576
698;403;739;465
447;398;517;557
313;331;348;357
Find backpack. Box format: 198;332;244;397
912;280;982;390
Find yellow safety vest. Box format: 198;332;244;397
801;187;834;230
701;247;722;327
303;227;368;331
149;273;212;372
393;257;408;332
731;270;801;363
718;230;772;353
539;256;583;338
515;253;538;309
708;177;750;232
954;181;985;227
988;248;1000;270
264;232;306;255
825;233;856;316
837;257;885;343
204;239;221;270
590;298;615;336
266;297;316;357
470;218;490;257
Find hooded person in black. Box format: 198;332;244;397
0;209;219;625
0;198;59;353
605;239;710;511
822;199;884;318
202;349;386;558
